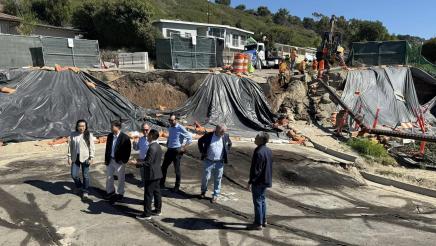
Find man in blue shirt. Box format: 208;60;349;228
160;115;192;192
198;124;232;203
132;123;150;187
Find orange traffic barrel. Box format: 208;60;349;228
242;53;249;73
232;53;245;73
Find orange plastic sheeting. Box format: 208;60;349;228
54;64;81;73
48;137;68;145
85;80;96;89
0;87;16;94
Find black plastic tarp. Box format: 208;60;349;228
169;73;276;132
340;67;422;129
0;69;144;142
0;69;277;142
410;67;436;117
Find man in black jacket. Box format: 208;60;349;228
198;124;232;203
135;129;163;220
247;132;273;231
105;120;132;201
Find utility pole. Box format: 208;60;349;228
207;0;210;23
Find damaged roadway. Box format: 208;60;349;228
1;141;436;246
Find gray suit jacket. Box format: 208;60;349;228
141;142;163;181
67;132;95;163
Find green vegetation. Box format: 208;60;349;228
422;38;436;64
3;0;72;26
2;0;430;57
71;0;159;53
148;0;320;47
347;138;397;166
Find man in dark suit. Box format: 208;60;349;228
198;124;232;203
105;120;132;201
135;129;163;220
247;132;273;231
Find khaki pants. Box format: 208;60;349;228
106;159;126;195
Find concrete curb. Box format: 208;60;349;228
309;139;357;162
360;171;436;198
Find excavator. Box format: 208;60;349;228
317;15;345;68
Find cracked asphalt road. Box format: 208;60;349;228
1;141;436;245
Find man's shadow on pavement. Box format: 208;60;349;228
24;180;143;217
162;218;250;231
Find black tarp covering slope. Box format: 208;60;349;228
340;67;422;129
170;73;276;132
0;69;144;142
410;67;436;117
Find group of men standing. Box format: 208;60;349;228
68;115;273;230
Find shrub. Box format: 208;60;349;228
347;138;396;165
72;0;158;54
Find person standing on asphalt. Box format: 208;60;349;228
132;123;151;187
67;119;95;199
247;132;273;231
198;124;232;203
104;120;131;201
135;129;163;220
160;114;192;192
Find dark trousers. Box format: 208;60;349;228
144;179;162;216
71;158;90;193
252;184;267;225
160;148;182;188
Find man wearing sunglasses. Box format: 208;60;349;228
160;114;192;192
133;123;151;187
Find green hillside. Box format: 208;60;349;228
148;0;321;47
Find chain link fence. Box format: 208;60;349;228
349;40;436;77
0;34;100;69
156;34;218;70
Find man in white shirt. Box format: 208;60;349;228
104;120;132;201
197;124;232;203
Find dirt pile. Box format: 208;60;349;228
89;70;208;110
268;76;311;122
308;70;347;126
109;78;188;110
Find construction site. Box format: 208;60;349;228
1;5;436;246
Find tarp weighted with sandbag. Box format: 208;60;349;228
0;69;144;142
169;73;277;133
0;69;277;142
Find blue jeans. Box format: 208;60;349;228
252;184;267;225
201;160;224;197
71;160;90;193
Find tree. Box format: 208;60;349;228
422;38;436;63
17;12;38;35
3;0;71;26
235;19;243;28
214;0;230;6
302;17;316;30
245;9;256;15
235;4;245;11
30;0;72;26
256;6;271;17
396;34;425;46
72;0;158;54
273;8;289;25
288;15;302;26
351;20;390;42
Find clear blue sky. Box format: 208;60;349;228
230;0;435;39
